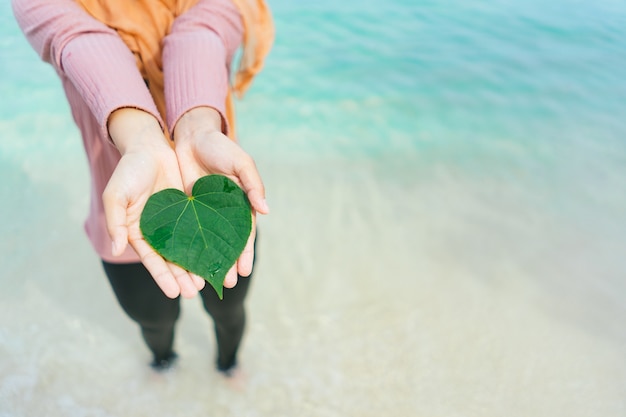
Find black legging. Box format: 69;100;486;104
102;260;251;372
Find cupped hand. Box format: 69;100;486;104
173;107;269;289
103;108;206;299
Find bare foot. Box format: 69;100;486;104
219;366;248;392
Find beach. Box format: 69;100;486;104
2;0;626;415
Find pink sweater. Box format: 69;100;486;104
12;0;243;263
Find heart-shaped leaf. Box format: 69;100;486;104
140;175;252;299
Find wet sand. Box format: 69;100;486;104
1;149;625;416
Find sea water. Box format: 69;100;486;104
2;1;626;205
1;0;626;415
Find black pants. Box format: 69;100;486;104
101;261;251;371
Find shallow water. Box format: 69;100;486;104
1;0;626;415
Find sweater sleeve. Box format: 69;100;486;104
11;0;163;139
162;0;244;137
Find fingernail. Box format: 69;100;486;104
260;198;269;213
112;241;121;255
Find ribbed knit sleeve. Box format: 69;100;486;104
163;0;244;137
61;35;163;138
11;0;163;139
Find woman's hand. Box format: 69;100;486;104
173;107;269;289
103;108;206;299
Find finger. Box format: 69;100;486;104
168;263;199;298
102;188;129;256
237;218;256;277
223;264;238;288
235;156;269;215
175;146;203;195
190;273;206;290
130;238;181;299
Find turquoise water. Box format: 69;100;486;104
2;0;625;164
242;0;626;154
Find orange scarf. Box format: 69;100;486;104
75;0;274;139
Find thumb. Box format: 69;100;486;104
102;188;129;256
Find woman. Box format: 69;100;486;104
12;0;273;374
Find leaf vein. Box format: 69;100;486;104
192;200;248;241
143;199;189;224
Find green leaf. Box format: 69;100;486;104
140;175;252;299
